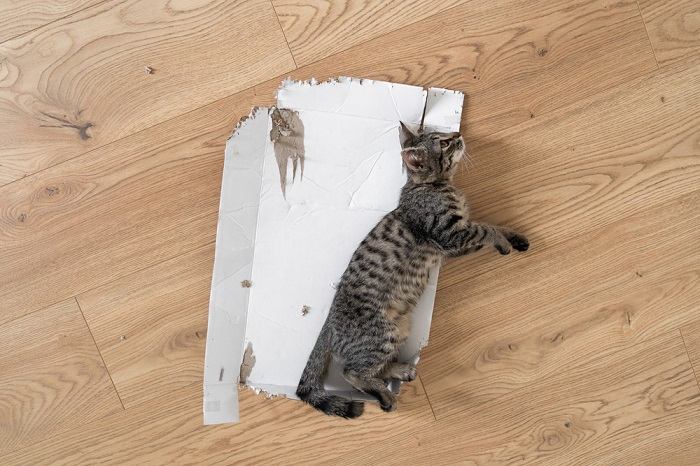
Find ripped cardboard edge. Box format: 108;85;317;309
226;106;263;141
277;76;426;124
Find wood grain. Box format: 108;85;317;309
439;58;700;290
0;0;698;463
0;0;102;43
272;0;657;141
0;378;433;465
421;189;700;419
639;0;700;67
0;0;294;186
343;331;700;465
0;87;269;325
591;421;700;466
0;299;122;455
272;0;467;66
77;244;213;408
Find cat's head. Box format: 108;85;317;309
398;122;465;183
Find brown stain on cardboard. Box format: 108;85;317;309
270;107;304;196
239;342;256;384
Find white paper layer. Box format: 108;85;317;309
204;77;463;424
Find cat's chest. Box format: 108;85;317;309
453;192;470;218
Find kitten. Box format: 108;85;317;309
296;122;529;418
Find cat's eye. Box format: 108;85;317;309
440;140;450;149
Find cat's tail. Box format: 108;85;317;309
296;326;364;419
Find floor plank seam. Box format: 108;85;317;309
74;238;215;313
417;376;438;422
0;233;217;330
269;1;298;69
635;0;660;70
74;296;126;411
679;328;700;393
0;0;111;47
270;0;474;68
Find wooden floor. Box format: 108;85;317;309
1;0;699;464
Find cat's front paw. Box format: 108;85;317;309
505;232;529;252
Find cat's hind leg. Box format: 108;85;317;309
381;362;416;382
343;366;397;412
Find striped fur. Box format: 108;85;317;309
296;123;529;418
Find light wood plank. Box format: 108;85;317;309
0;299;122;455
271;0;656;140
439;58;700;290
343;332;700;465
639;0;700;67
0;87;267;324
0;0;102;43
421;189;700;419
272;0;466;66
0;378;433;465
77;244;213;408
590;423;700;466
0;0;295;186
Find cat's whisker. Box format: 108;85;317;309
462;147;474;170
456;149;473;175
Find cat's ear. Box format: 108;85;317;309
401;148;426;172
398;122;416;148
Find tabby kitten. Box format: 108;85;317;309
296;122;529;418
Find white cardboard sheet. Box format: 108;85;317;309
204;77;464;424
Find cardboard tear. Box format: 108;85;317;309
239;342;256;384
270;107;305;195
227;106;262;141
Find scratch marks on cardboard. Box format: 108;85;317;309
239;342;256;384
270;107;304;196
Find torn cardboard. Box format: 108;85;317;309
204;77;464;424
270;107;304;195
